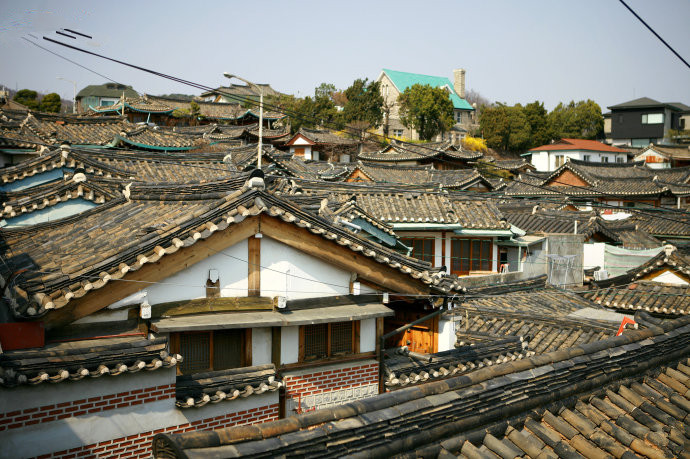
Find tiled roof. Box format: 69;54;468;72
288;128;358;145
627;210;690;237
528;138;627;153
176;364;282;408
199;83;282;99
342;192;509;229
608;96;689;111
357;140;482;162
449;355;690;458
0;336;179;387
151;312;690;458
637;144;690;161
89;96;173;114
351;161;433;184
490;158;536;172
22;112;127;146
115;125;206;150
1;180;456;318
583;280;690;315
383;337;532;390
504;160;676;198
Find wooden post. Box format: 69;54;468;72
248;236;261;296
271;327;281;368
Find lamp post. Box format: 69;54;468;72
224;73;263;170
56;77;77;114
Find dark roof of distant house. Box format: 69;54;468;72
199;83;282;99
357;140;482;162
583;280;690;315
286;128;358;146
528;138;627;153
608;96;690;111
76;83;138;99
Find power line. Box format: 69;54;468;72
618;0;690;70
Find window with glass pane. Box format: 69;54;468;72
451;238;493;274
401;238;435;264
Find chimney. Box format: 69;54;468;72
453;69;466;99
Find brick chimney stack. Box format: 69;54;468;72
453;69;466;99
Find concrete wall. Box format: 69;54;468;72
583;242;606;271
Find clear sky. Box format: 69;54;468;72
0;0;688;111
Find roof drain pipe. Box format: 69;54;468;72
378;297;447;394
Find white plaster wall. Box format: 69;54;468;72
434;236;443;268
109;239;249;307
260;236;350;299
530;151;549;171
438;318;456;352
360;318;376;353
281;326;299;364
583;242;606;271
652;271;689;285
252;327;272;366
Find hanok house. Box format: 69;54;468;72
152;308;690;458
357;140;483;169
0;169;460;457
504;158;690;209
282;128;358;163
633;143;690;169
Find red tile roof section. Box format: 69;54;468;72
529;138;627;153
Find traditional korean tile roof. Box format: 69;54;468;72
21;112;127;146
286;128;358;146
583;280;690;315
200;83;282;99
89;96;174;114
383;337;533;390
114;125;206;150
593;245;690;288
637;144;690;161
0;176;119;220
357;140;482;162
350;162;491;190
600;219;662;250
176;364;282;409
626;209;690;237
0;336;179;387
504;159;676;198
151;311;690;458
429;169;490;189
490;158;536;173
1;179;455;319
341;192;509;229
528;138;627;153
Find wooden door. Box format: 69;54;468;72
385;310;438;354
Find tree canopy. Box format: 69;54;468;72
548;100;604;140
398;84;455;141
342;78;384;136
13;89;39;110
479;99;604;152
39;93;61;113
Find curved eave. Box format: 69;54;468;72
114;135;196;151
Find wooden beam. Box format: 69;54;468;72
248;235;261;296
43;218;260;330
260;216;430;296
244;328;253;366
150;296;273;318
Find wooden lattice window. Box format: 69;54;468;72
170;329;250;375
450;238;493;275
299;321;360;362
400;238;435;264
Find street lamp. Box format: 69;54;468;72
56;77;77;114
224;73;263;170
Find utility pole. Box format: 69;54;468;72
224;73;264;169
56;77;77;114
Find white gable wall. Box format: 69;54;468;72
260;236;351;298
652;270;689;285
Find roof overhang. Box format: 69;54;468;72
151;303;394;333
497;235;546;247
453;229;514;237
393;223;464;230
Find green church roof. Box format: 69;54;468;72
76;83;138;99
382;69;474;111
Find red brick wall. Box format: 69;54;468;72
32;403;279;459
0;384;176;431
283;362;378;413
